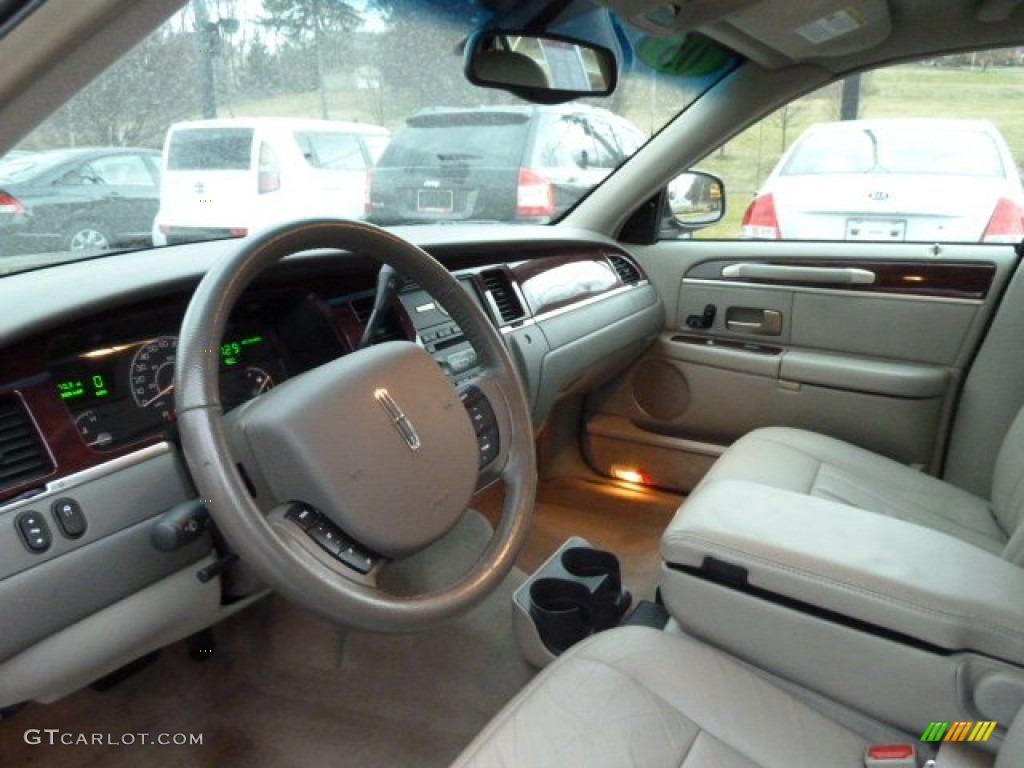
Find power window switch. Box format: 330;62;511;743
16;511;52;553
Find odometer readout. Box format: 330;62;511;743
55;366;114;404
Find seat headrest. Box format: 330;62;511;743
473;49;550;89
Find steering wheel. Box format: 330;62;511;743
174;219;536;632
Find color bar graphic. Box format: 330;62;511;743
920;721;997;743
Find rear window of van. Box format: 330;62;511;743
294;132;366;170
167;128;254;171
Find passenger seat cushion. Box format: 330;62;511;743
452;627;869;768
700;427;1005;554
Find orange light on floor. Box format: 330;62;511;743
610;465;652;486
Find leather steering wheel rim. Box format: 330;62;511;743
174;218;536;632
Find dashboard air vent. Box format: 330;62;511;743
609;254;642;285
0;395;53;492
481;269;526;325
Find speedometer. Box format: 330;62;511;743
129;335;178;422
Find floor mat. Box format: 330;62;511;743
0;477;678;767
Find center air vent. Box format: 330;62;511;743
0;395;54;493
481;269;526;325
609;254;642;285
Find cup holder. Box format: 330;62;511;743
524;544;633;655
528;578;592;654
561;547;631;631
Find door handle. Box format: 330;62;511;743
722;263;876;285
725;308;782;336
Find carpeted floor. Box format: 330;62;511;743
0;477;679;767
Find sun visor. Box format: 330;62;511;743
605;1;892;69
604;0;763;35
714;0;892;64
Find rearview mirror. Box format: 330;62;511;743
464;30;617;105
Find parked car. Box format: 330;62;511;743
741;118;1024;242
367;104;646;224
153;118;389;245
0;147;161;255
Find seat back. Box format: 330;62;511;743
996;708;1024;767
993;407;1024;562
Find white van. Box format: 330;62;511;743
153;117;389;245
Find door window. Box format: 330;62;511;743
686;49;1024;244
86;154;157;186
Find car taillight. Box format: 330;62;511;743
517;167;554;218
982;197;1024;243
0;191;25;215
364;169;374;216
741;193;780;239
258;142;280;194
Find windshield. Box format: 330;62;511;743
1;0;740;271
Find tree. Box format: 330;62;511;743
27;31;199;148
242;33;280;96
369;0;499;119
260;0;359;118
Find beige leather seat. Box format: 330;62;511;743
655;420;1024;736
692;424;1022;559
454;625;1024;767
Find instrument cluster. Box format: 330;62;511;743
42;290;346;453
50;328;286;451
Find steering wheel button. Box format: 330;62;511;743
338;547;374;574
15;511;52;553
307;519;346;556
51;497;87;538
478;427;500;466
285;503;319;531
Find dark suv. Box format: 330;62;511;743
367;105;646;225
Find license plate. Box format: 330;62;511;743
417;188;454;213
845;218;906;241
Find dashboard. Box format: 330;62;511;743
0;227;663;707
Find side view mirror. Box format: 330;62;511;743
667;170;725;230
464;29;617;105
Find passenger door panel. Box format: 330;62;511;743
583;241;1017;492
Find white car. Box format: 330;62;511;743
153;118;389;245
742;118;1024;242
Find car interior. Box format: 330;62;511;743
2;0;1024;766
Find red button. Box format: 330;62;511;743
868;744;914;759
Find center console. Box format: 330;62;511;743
398;278;485;387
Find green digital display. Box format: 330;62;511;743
57;373;110;401
220;334;264;366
